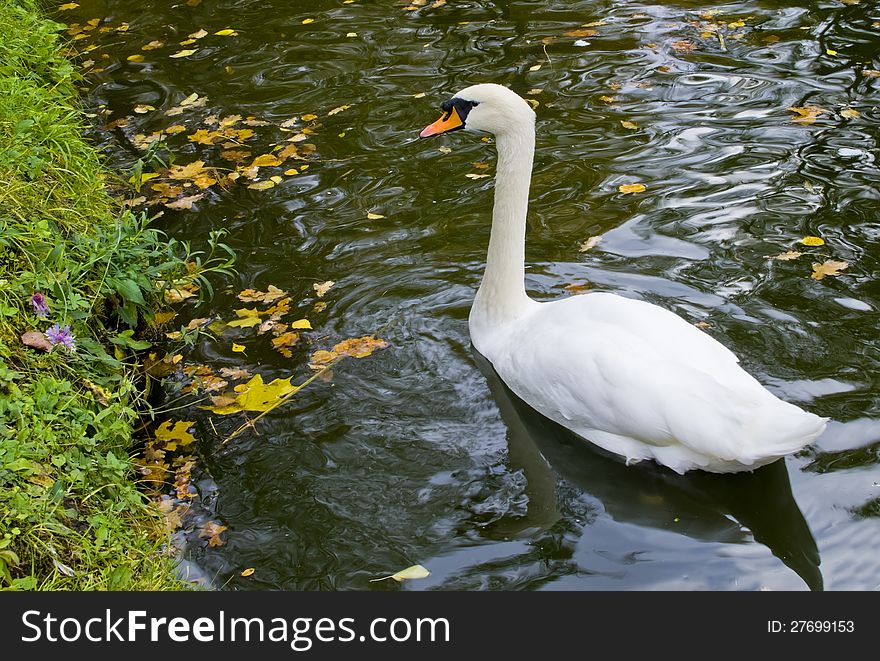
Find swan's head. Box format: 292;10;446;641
419;83;535;139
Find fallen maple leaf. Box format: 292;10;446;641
204;373;296;414
154;420;196;451
333;335;388;358
313;281;334;297
773;251;802;261
198;521;227;547
788;106;826;125
811;260;848;280
237;285;287;304
164;194;204;210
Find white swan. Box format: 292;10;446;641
419;83;827;474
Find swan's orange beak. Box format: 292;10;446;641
419;107;464;138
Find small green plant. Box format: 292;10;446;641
0;0;229;590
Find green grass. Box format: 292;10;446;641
0;0;193;590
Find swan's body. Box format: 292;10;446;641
420;83;827;474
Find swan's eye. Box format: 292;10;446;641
420;98;479;139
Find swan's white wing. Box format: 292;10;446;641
489;293;826;472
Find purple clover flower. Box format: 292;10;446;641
31;292;49;318
46;324;76;351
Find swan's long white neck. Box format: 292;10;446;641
470;124;536;347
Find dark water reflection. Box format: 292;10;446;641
65;0;880;589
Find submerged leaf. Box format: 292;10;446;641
773;251;802;261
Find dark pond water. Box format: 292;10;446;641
62;0;880;590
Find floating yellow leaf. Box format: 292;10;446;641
198;521;227;547
270;175;283;184
840;108;861;119
367;212;385;219
289;319;312;330
800;236;825;247
308;349;338;370
59;3;79;10
163;285;198;304
238;285;287;303
466;173;491;179
205;373;296;414
154;420;196;451
565;28;597;38
826;49;838;56
168;160;207;180
302;18;314;24
529;64;542;71
773;251;802;261
413;92;426;98
248;180;276;190
328;105;351;116
133;104;155;114
301;113;318;121
788;106;826;125
251;153;284;167
127;54;145;62
370;564;430;582
271;332;300;357
231;343;246;353
578;236;602;252
333;335;388;358
193;174;217;189
313;281;334;297
811;260;848;280
620;120;639;130
241;568;255;577
284;168;299;176
226;316;263;328
164;194;204;210
619;183;646;194
346;32;358;38
599;95;617;104
188;29;208;39
170;49;198;58
215;29;238;36
219;367;252;380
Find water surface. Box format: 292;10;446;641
64;0;880;590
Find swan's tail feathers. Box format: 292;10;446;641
745;402;828;465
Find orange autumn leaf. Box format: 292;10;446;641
198;521;228;547
333;335;389;358
788;106;827;125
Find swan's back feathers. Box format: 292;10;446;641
485;293;827;473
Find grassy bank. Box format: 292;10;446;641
0;0;190;589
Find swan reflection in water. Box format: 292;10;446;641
472;350;823;591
